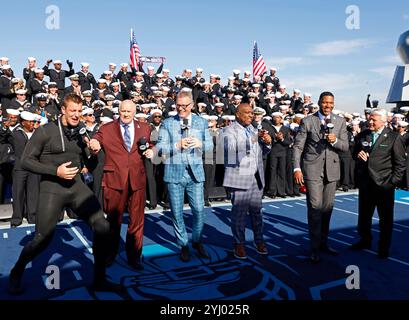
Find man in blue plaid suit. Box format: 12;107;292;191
220;103;272;259
156;89;213;262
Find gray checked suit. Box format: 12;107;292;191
292;112;348;253
220;121;271;245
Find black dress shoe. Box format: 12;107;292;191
8;268;24;295
320;245;339;256
10;222;22;228
377;249;389;259
128;260;144;270
204;201;211;207
161;202;170;210
192;242;210;259
180;246;190;262
310;253;320;263
93;279;125;292
349;241;371;251
146;203;157;210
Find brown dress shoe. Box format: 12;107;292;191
254;242;268;255
233;244;247;259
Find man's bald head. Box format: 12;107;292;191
236;103;254;126
119;100;136;124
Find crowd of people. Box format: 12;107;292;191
2;55;409;294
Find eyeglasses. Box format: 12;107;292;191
152;115;162;118
176;103;191;110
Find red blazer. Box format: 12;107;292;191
93;120;151;191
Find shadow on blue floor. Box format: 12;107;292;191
1;191;409;300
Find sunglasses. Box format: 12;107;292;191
152;115;162;118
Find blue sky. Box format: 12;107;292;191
2;0;409;112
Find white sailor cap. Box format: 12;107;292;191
20;111;36;121
400;107;409;112
34;68;44;73
197;102;207;108
16;89;27;95
215;102;224;107
103;70;112;75
82;90;92;97
28;57;36;62
311;103;319;109
398;120;409;127
196;68;203;72
208;115;218;121
136;71;144;76
263;116;272;121
248;92;257;98
294;113;305;118
105;94;115;101
265;93;276;99
100;116;113;123
252;83;261;88
304;92;312;97
270;67;277;71
82;108;94;116
233;69;241;74
0;64;11;70
185;69;192;73
135;112;149;119
234;95;243;100
156;73;164;78
223;115;236;121
48;82;58;87
393;113;405;119
242;78;250;82
69;74;79;81
163;68;170;73
109;62;116;67
253;107;266;115
150;109;163;116
244;70;251;75
111;82;120;87
120;63;128;67
228;76;235;81
150;86;159;91
279;105;289;110
133;82;143;88
282;101;291;106
168;111;177;117
351;119;361;125
141;103;152;109
279;84;286;89
266;82;274;87
36;93;48;100
150;103;157;108
81;62;90;67
161;86;170;92
0;57;9;61
97;79;107;84
290;123;300;130
352;112;361;117
147;66;155;71
53;60;62;64
201;114;209;120
294;89;301;94
6;108;20;116
272;112;284;118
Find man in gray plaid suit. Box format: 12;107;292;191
220;103;272;259
292;91;348;263
156;89;213;262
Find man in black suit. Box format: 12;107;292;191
350;108;406;258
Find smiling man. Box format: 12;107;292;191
292;92;348;263
8;93;122;294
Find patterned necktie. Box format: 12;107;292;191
123;124;132;152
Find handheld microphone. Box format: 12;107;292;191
325;118;334;134
79;125;91;141
362;135;372;153
138;136;150;152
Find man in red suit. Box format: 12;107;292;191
90;100;153;270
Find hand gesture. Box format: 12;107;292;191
294;170;304;185
57;161;79;180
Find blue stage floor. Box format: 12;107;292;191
1;190;409;300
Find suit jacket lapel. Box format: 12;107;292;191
371;127;389;152
312;112;321;136
130;120;141;153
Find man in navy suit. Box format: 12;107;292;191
156;89;213;262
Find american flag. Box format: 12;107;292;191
253;41;267;79
130;28;140;70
